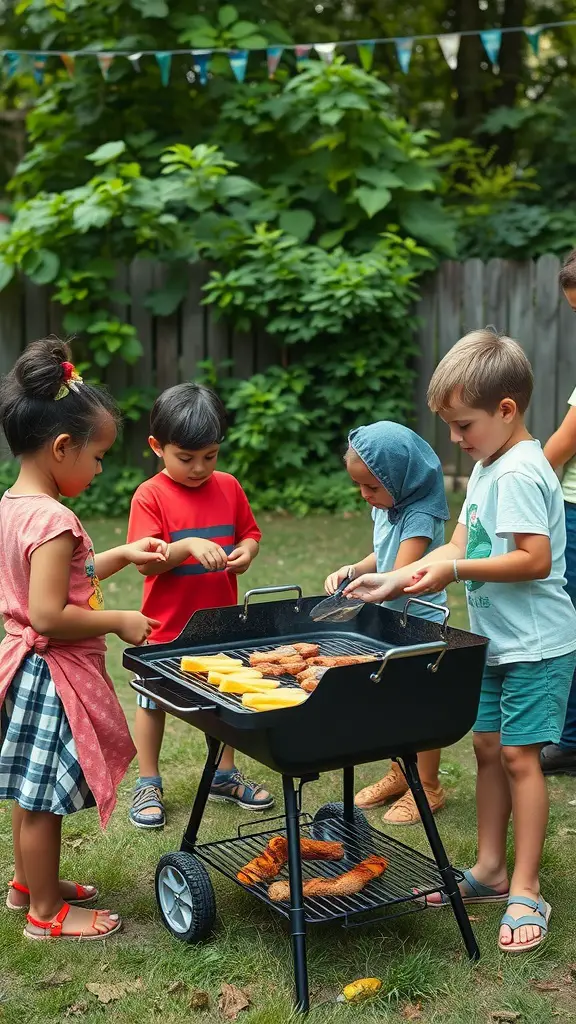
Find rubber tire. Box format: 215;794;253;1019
155;852;216;943
312;801;373;857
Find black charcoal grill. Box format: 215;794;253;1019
124;585;488;1013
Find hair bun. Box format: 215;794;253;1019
14;337;72;400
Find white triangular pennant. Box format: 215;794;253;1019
438;33;460;70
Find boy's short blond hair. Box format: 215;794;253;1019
427;329;534;414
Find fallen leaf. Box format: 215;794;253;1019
402;1001;423;1020
63;836;87;850
490;1013;521;1023
167;980;187;996
218;983;250;1020
468;914;480;922
86;980;143;1004
65;1003;88;1017
530;981;561;992
189;989;210;1010
38;971;73;988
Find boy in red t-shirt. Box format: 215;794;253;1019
127;383;272;828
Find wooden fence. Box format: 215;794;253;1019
0;254;574;473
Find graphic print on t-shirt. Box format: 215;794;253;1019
465;504;492;596
85;549;104;610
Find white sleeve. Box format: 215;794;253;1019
568;386;576;408
458;498;467;527
495;472;550;538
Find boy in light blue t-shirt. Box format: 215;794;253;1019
347;330;576;956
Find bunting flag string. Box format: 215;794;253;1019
1;17;575;86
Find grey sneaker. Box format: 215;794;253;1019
129;784;166;829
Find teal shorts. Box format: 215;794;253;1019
473;651;576;746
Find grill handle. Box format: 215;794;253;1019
370;641;447;684
130;677;217;715
400;598;450;640
240;584;303;623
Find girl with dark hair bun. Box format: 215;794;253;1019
0;337;168;941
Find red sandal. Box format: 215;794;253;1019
24;903;122;941
6;879;98;912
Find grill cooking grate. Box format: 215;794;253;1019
194;815;444;925
152;635;389;713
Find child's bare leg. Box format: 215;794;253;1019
21;809;117;936
499;744;548;948
134;705;165;778
8;804;97;909
471;732;511;886
418;748;442;788
219;745;235;772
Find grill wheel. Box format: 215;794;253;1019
155;852;216;943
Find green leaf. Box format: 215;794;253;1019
230;32;268;48
86;141;127;166
279;209;315;241
0;259;15;291
73;202;113;232
232;19;260;38
218;175;260;199
131;0;168;15
122;335;143;364
399;198;457;256
22;249;60;285
393;163;439;192
318;227;346;249
63;311;92;333
354;186;392;218
356;168;403;189
218;4;237;28
145;264;188;316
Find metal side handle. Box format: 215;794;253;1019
130;678;217;714
400;598;450;640
240;584;303;623
370;640;447;684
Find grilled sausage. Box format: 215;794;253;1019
249;646;298;666
237;836;345;885
292;643;320;658
268;854;388;902
308;655;376;668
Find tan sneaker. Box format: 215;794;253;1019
383;784;446;826
355;763;408;809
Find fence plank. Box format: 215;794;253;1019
484;258;508;331
153;264;179;393
181;263;207;381
23;280;49;343
532;254;561;443
231;328;255;381
105;264;129;394
206;309;229;373
462;258;484;335
435;261;463;473
256;329;278;372
414;274;437;447
129;259;155;389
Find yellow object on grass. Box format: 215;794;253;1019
219;677;280;695
242;689;309;710
337;978;382;1004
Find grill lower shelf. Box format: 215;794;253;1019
194;816;446;926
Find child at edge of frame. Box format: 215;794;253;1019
0;337;166;940
127;382;273;830
346;328;576;954
324;420;450;826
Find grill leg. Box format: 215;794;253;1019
343;765;355;822
283;775;309;1014
399;754;480;963
181;736;225;854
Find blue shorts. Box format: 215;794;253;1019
474;651;576;746
137;693;159;711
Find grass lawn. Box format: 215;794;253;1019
1;497;576;1023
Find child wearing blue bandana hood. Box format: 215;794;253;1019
324;420;450;826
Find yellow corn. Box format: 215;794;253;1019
242;689;308;710
218;677;280;695
337;979;382;1004
207;668;263;686
180;656;242;673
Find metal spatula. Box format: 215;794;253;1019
309;572;365;623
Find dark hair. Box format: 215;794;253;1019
0;337;120;457
150;383;227;450
559;250;576;290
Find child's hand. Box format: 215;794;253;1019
226;545;252;575
116;612;161;645
124;538;168;566
324;566;354;595
344;571;404;604
404;561;454;597
188;538;228;571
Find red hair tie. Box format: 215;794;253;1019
55;361;84;400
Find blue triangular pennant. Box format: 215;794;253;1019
5;52;21;79
228;49;248;83
32;53;47;84
524;26;541;56
395;37;413;74
192;50;211;86
480;29;502;65
155;51;171;86
266;45;283;78
357;40;375;72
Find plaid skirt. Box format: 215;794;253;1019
0;653;95;815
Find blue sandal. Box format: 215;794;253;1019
129;783;166;829
208;769;274;811
419;868;509;909
498;894;551;953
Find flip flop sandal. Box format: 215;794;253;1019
6;880;98;912
416;868;510;910
24;903;122;941
498;895;551;954
208;769;274;811
129;783;166;829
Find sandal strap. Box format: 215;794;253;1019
500;912;548;934
212;770;266;802
461;869;505;900
27;903;70;936
9;880;30;895
132;785;164;812
506;894;541;912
